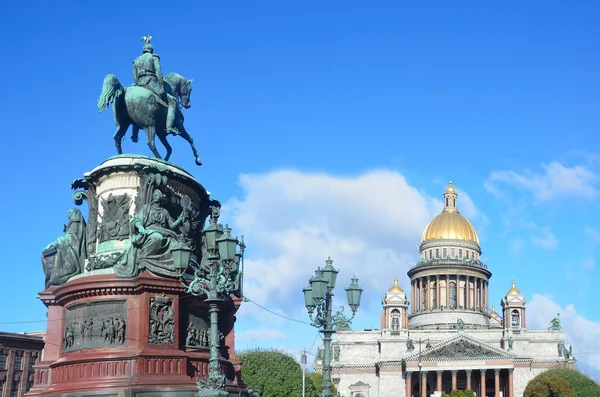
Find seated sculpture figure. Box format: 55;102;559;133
41;208;87;288
115;189;187;278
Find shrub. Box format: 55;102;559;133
524;375;574;397
539;368;600;397
237;348;319;397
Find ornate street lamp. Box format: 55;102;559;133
303;257;362;397
182;208;245;397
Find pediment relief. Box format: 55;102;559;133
404;334;514;362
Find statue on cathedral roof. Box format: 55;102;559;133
548;313;561;331
97;36;203;166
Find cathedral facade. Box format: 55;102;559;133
326;182;575;397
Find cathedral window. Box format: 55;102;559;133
432;285;437;308
443;248;447;258
435;249;439;258
423;286;428;309
459;249;463;258
449;281;457;308
391;309;400;331
451;248;455;258
429;250;432;259
0;352;6;370
512;310;520;327
466;250;469;259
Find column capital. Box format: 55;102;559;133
494;368;501;375
480;369;487;375
403;371;412;379
436;370;443;376
421;371;428;378
466;369;472;376
509;368;514;374
451;370;458;376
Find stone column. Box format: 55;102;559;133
451;370;457;390
466;276;470;309
485;280;489;309
421;371;428;397
446;275;450;307
436;276;440;309
419;278;424;311
494;369;500;397
411;280;415;313
477;278;481;309
480;369;486;397
466;369;472;391
508;368;514;397
436;370;443;392
426;276;431;309
405;371;412;397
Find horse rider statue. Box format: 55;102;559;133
133;36;178;135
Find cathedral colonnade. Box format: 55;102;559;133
411;274;489;313
404;367;513;397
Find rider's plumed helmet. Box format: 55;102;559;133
142;43;154;54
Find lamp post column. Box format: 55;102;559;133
405;372;412;397
436;370;442;392
321;291;335;397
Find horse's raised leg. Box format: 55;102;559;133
177;125;202;166
157;132;173;161
113;125;128;154
131;125;140;143
145;126;162;159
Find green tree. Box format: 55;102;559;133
307;371;337;396
536;368;600;397
238;348;318;397
524;375;574;397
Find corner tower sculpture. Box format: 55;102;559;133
407;181;493;329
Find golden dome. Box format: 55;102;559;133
388;277;404;293
507;277;521;295
421;181;479;245
490;305;500;318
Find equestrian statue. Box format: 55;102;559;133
98;36;202;166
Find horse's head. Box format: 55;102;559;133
165;73;193;109
180;78;193;109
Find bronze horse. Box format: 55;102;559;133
98;73;202;165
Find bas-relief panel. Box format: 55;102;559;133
184;305;210;349
63;300;127;352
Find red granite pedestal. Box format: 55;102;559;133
27;271;246;397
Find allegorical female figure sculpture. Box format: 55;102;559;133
41;208;87;288
115;189;187;278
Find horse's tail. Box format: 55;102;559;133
97;74;125;112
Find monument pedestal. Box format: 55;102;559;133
29;156;247;397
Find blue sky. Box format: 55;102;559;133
1;0;600;380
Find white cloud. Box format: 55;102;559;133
528;294;600;382
224;169;469;322
236;327;288;343
485;161;599;203
530;226;558;250
583;258;596;270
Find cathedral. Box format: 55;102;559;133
326;182;575;397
